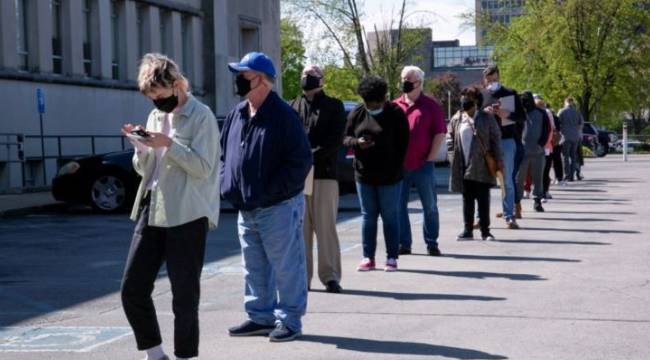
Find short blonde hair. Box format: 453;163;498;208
137;53;188;94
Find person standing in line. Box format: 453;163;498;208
516;91;550;212
221;52;312;342
393;65;447;257
290;65;346;293
481;66;526;228
534;94;558;202
558;97;584;183
450;86;502;241
120;53;221;360
344;76;409;272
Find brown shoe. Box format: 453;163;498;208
506;219;519;229
515;203;522;219
495;212;503;218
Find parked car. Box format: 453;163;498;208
613;139;644;153
582;122;616;157
52;150;139;213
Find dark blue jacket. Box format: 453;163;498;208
220;91;313;211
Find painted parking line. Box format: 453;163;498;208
0;326;132;352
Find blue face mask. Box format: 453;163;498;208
367;107;384;116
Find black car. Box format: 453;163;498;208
582;122;617;157
53;150;139;213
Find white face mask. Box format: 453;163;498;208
486;81;501;92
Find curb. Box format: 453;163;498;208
0;202;66;219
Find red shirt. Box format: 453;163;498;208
393;94;447;171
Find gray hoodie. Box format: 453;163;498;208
558;105;584;143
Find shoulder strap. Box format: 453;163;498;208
467;116;490;156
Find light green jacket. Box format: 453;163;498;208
130;95;221;228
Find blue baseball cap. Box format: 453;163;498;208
228;52;276;79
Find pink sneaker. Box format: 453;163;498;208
384;258;398;272
357;258;376;271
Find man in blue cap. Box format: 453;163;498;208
221;52;313;342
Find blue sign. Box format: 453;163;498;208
36;88;45;114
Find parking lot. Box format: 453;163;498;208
1;155;649;359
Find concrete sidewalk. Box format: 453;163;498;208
0;191;62;218
0;155;648;359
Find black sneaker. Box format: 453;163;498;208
427;245;442;256
456;230;473;241
325;280;342;293
534;200;545;212
269;323;302;342
398;246;412;255
481;233;496;241
228;320;275;337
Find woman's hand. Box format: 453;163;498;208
142;132;173;148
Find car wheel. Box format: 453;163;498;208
595;142;608;157
90;173;129;213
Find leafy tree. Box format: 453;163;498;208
482;0;650;125
425;72;462;121
280;18;306;100
322;65;360;101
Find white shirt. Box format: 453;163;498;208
459;112;474;166
146;113;174;190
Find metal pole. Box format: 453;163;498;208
39;113;47;185
623;122;628;162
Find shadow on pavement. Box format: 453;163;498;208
521;217;619;222
443;254;580;263
397;269;547;281
493;239;610;246
311;289;506;301
299;335;508;359
544;210;636;215
519;227;639;234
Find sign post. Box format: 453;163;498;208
622;122;628;162
36;88;46;185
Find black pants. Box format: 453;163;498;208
543;146;563;193
121;197;208;358
462;179;491;235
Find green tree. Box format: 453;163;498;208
280;18;306;100
483;0;650;124
322;65;360;101
425;72;462;121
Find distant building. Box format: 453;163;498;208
0;0;280;191
432;43;495;86
475;0;525;45
366;28;433;74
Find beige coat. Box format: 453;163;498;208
130;95;221;228
448;110;502;193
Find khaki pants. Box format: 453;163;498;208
304;179;342;286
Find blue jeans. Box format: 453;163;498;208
237;193;307;332
399;162;439;250
513;140;525;204
501;139;516;220
355;181;401;260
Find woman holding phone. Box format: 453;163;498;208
120;53;220;360
343;76;409;272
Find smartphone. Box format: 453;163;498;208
127;128;151;141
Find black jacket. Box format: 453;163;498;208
343;102;409;186
481;86;526;141
290;91;346;180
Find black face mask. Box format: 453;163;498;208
300;75;321;91
235;73;253;96
460;97;475;112
153;93;178;113
401;81;415;94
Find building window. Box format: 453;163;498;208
160;10;170;55
51;0;63;74
181;15;192;81
82;0;92;76
16;0;29;71
111;0;120;80
136;4;145;57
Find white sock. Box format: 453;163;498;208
145;344;166;360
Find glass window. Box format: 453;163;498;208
16;0;29;71
51;0;62;74
111;0;120;80
160;10;170;55
82;0;92;76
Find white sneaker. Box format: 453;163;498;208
541;198;548;203
523;191;531;199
